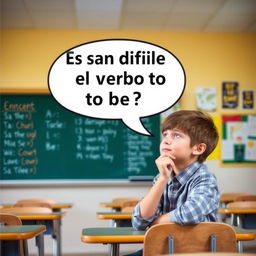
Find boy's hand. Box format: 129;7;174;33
155;153;176;180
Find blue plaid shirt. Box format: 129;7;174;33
132;161;219;230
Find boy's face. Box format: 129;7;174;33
160;128;195;162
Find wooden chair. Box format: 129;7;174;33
121;206;134;213
112;197;140;204
0;213;25;256
15;198;56;205
234;194;256;202
161;253;256;256
121;199;139;208
14;201;52;210
228;201;256;208
0;206;52;214
120;199;139;213
143;222;237;256
0;213;22;225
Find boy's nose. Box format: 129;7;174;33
164;136;172;144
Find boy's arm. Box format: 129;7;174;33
139;176;168;218
140;153;175;218
132;153;176;230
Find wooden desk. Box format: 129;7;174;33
0;225;45;256
3;212;64;256
219;208;256;215
97;212;132;227
81;226;255;256
219;207;256;229
97;212;132;220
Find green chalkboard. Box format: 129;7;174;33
0;93;160;181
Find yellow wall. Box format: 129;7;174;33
1;29;256;160
1;30;255;99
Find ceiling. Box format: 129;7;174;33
1;0;256;32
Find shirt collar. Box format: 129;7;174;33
169;161;202;185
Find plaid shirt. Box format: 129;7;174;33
132;161;220;230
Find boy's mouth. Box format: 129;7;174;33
161;148;172;153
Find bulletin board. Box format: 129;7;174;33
221;114;256;165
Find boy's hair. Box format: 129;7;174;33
161;110;219;163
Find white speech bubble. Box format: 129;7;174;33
48;39;185;136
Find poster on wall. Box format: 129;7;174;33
196;87;217;111
221;114;256;164
222;82;239;109
242;90;254;109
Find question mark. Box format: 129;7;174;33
133;92;141;106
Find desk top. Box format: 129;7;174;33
97;212;132;220
219;208;256;214
0;225;46;240
0;212;65;220
81;227;144;243
81;226;255;244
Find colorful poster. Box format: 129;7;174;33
222;115;256;164
242;90;254;109
196;87;217;111
222;82;239;109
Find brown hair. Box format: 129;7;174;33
161;110;218;163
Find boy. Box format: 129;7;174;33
127;110;219;256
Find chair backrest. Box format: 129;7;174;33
0;206;52;213
121;206;134;213
0;213;22;225
112;197;140;204
121;199;139;208
143;222;237;256
234;195;256;202
227;201;256;208
16;198;56;204
14;201;52;209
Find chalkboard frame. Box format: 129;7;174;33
1;88;160;185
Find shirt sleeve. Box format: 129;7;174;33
131;203;157;230
169;172;219;225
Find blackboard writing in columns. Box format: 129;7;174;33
1;94;160;182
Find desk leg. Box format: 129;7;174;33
237;215;242;228
110;243;120;256
36;232;45;256
237;241;244;253
52;219;62;256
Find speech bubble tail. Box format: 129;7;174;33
122;116;152;136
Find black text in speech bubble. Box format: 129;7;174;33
48;39;186;136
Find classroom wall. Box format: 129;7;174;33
1;29;256;255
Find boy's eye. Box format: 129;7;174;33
162;131;168;137
173;133;182;139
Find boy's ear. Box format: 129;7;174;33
192;143;206;156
